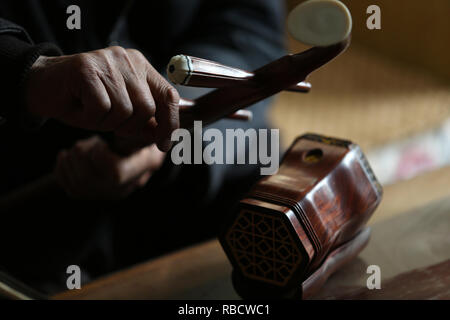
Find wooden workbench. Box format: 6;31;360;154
54;166;450;300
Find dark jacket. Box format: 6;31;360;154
0;1;286;291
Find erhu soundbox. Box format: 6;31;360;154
219;134;382;299
164;0;383;298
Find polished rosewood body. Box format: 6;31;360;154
219;134;382;298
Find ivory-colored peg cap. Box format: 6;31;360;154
288;0;352;46
167;54;192;85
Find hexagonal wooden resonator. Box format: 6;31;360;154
225;209;303;287
219;134;383;298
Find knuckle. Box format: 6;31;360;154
109;46;128;58
127;49;149;69
94;97;112;115
78;69;99;86
74;52;89;65
119;102;134;120
164;86;180;106
75;53;95;71
108;103;133;128
162;87;180;132
168;116;179;133
97;103;111;119
127;48;144;59
140;96;156;118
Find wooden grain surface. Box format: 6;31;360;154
271;41;450;151
368;166;450;225
287;0;450;81
54;240;236;300
53;166;450;300
273;0;450;152
312;194;450;299
318;259;450;300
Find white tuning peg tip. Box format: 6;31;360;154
288;0;352;47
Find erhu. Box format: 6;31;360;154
165;0;382;299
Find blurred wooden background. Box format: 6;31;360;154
273;0;450;151
286;0;450;80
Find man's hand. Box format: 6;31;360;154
54;136;166;200
26;47;180;152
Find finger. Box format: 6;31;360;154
90;139;127;185
90;141;160;185
79;76;112;129
145;144;166;172
116;169;152;198
115;78;156;137
136;170;152;187
61;55;112;130
138;117;158;144
147;66;180;152
117;147;154;183
98;66;134;131
76;135;103;150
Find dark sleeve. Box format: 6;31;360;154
0;18;62;129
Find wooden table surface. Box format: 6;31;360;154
54;167;450;300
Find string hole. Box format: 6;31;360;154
303;148;323;163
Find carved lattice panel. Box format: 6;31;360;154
225;209;303;286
